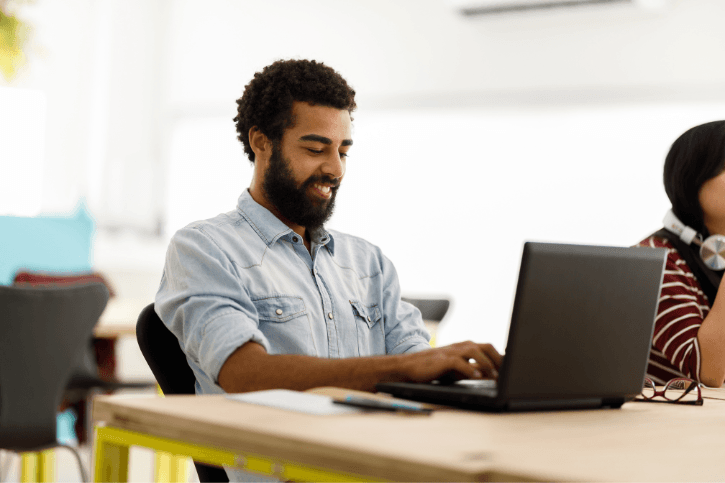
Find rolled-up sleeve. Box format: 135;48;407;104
155;225;271;383
378;251;431;354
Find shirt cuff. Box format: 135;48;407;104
198;311;271;384
390;336;431;355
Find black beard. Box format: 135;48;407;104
262;143;339;230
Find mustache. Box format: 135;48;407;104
302;176;341;190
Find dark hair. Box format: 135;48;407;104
664;121;725;236
233;59;356;163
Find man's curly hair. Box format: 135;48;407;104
234;59;357;163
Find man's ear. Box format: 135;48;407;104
249;127;272;164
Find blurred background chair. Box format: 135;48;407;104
13;271;155;445
0;283;109;482
136;303;230;483
401;297;451;347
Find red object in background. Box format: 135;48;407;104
13;271;116;298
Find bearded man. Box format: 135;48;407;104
156;58;500;401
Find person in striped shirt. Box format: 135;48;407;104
638;121;725;388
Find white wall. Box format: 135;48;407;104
8;0;725;221
3;0;167;230
164;0;725;109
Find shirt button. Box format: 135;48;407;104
292;237;298;243
276;309;283;315
328;312;333;319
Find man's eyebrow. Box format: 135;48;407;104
299;134;353;146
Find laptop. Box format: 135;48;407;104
376;242;667;412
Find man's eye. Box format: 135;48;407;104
307;149;323;154
340;152;349;159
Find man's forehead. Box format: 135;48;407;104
289;101;352;142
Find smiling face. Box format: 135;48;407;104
249;101;353;233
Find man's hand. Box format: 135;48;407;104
393;341;503;384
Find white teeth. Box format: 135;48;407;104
315;184;331;194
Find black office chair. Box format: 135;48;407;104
0;283;110;482
136;303;230;483
401;297;451;346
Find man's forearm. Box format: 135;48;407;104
218;341;408;393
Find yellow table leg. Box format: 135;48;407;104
20;451;55;483
171;454;189;482
155;451;188;483
155;451;171;483
20;453;37;483
38;450;55;482
93;428;130;483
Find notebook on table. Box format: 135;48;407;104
376;242;667;412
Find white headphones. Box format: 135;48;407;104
663;210;725;271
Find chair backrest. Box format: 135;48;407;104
136;303;196;395
136;304;230;483
401;297;451;323
0;283;109;451
13;271;117;385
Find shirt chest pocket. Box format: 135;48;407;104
253;295;307;323
350;300;384;356
252;295;314;355
350;300;382;328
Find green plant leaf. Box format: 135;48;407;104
0;8;26;80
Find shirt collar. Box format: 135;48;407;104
309;226;335;256
236;189;335;254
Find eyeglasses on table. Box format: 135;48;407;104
634;377;703;406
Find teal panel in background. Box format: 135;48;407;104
0;202;95;285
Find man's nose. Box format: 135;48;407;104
322;152;345;179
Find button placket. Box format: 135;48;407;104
313;266;338;358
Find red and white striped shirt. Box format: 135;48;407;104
637;236;709;384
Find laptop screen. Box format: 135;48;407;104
497;243;667;401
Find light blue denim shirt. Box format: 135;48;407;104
155;189;431;396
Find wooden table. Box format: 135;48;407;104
91;387;725;482
93;297;148;337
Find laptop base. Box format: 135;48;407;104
377;381;627;412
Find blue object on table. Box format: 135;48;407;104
0;201;95;285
